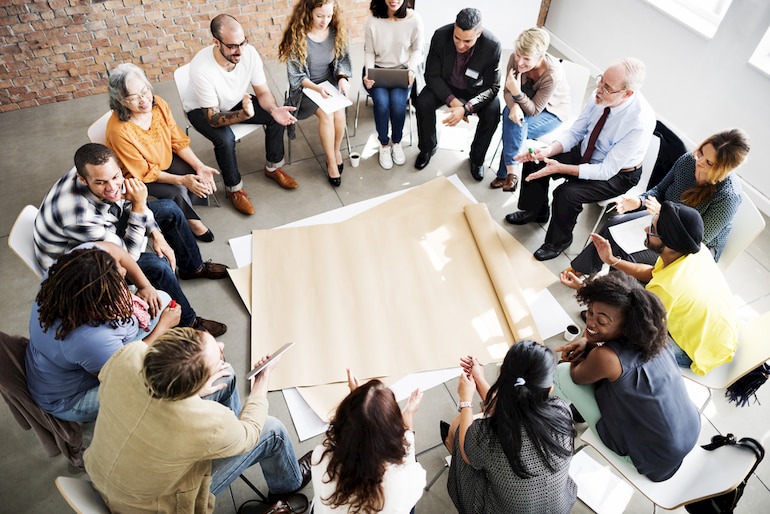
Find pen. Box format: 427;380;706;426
169;300;176;309
528;147;540;164
607;204;617;213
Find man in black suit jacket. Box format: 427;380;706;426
414;8;501;180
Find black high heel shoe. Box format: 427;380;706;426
326;162;341;187
440;420;450;444
337;162;344;175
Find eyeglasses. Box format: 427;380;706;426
596;74;626;95
123;86;152;104
647;213;662;239
217;37;248;51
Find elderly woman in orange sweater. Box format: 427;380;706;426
106;63;219;242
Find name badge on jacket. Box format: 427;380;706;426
465;68;479;80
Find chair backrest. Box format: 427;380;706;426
682;310;770;390
560;59;591;124
9;205;45;278
717;191;765;272
87;111;112;145
173;63;259;142
580;425;758;510
534;59;590;145
55;477;110;514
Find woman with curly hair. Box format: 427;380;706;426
26;242;179;422
279;0;352;186
554;273;701;482
311;369;426;513
445;340;576;514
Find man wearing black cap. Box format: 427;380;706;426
575;201;738;376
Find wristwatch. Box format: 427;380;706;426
458;401;473;412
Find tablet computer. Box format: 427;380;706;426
245;342;295;380
367;68;410;89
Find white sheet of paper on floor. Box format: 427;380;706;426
526;288;575;340
437;106;478;152
569;450;634;514
608;214;651;255
283;387;329;441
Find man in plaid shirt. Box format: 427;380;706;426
33;143;228;336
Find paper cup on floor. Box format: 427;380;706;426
564;324;580;341
350;152;361;167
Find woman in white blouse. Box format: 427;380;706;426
363;0;424;169
311;369;426;513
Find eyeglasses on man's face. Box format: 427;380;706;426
596;74;626;95
647;213;662;239
217;37;248;51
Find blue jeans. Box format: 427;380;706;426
187;99;285;190
670;337;693;368
141;199;206;326
209;416;302;497
365;82;412;146
497;107;562;179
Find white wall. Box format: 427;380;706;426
545;0;770;213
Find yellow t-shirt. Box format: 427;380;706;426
646;246;738;375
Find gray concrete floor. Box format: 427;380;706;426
2;44;769;513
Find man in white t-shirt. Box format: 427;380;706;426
183;14;298;215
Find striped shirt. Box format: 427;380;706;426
33;166;158;271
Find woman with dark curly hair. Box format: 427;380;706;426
445;340;576;514
311;369;425;513
554;273;701;482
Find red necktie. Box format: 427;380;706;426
580;107;611;164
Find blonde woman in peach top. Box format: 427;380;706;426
106;63;218;242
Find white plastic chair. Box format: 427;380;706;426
86;110;112;145
580;426;758;512
717;191;765;272
9;205;45;278
584;133;661;245
682;310;770;411
535;59;592;145
55;477;109;514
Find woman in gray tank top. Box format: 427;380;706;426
279;0;352;187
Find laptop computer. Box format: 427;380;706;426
366;68;410;89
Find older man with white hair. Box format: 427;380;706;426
506;57;656;261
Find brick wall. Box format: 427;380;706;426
0;0;369;112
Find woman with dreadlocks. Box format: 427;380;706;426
25;242;180;422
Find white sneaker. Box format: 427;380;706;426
391;142;405;165
379;145;393;170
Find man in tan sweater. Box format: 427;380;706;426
84;328;311;513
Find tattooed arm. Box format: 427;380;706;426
203;93;255;127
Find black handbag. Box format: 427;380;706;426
684;434;764;514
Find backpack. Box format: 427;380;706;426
684;434;764;514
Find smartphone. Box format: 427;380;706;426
245;342;295;380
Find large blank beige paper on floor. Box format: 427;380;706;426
250;177;556;391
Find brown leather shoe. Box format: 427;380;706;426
265;167;298;189
179;261;228;280
490;177;506;188
192;317;227;337
502;174;518;192
227;190;255;215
